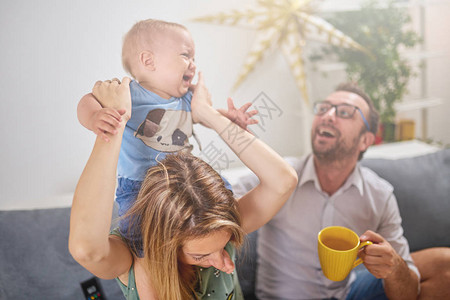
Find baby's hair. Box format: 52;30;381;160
122;19;188;78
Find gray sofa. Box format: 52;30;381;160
235;148;450;299
0;207;124;299
1;149;449;299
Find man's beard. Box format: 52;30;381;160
311;126;362;163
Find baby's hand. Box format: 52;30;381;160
90;108;123;142
218;97;258;133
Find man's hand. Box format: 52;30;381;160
92;77;132;121
359;231;420;299
218;98;258;133
358;230;404;279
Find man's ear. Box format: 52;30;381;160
360;131;375;152
140;50;155;70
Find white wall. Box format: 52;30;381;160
0;0;310;210
404;1;450;144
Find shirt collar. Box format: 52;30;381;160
131;80;191;104
299;154;364;196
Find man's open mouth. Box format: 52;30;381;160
318;128;336;138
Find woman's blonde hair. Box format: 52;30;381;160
124;152;244;300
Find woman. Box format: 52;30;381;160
69;73;298;299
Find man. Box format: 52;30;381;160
233;83;450;300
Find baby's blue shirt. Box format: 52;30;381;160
118;80;193;181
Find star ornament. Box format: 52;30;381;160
193;0;370;105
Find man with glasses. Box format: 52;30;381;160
233;83;450;299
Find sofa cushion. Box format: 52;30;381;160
0;207;124;299
361;148;450;252
236;230;258;299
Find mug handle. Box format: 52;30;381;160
353;241;373;268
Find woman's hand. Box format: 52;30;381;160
92;77;132;121
190;72;215;127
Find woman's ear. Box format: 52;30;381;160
140;50;155;70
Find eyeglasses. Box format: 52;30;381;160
313;101;371;131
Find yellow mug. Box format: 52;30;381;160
318;226;372;281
